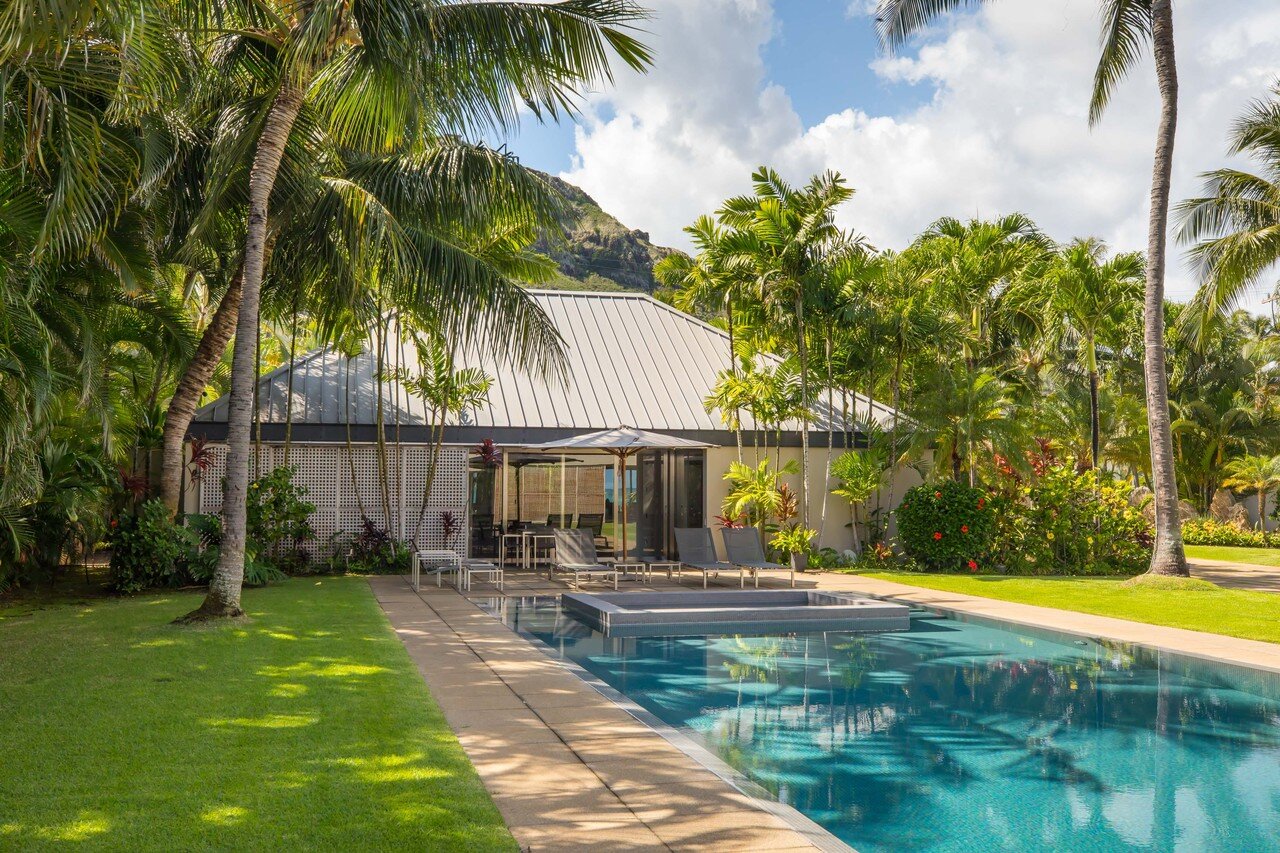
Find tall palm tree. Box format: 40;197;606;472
185;1;652;620
719;168;861;531
875;0;1190;576
1221;454;1280;534
1035;239;1144;469
1177;84;1280;335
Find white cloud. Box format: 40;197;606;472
559;0;1280;308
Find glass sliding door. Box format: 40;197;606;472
670;450;705;557
635;451;665;559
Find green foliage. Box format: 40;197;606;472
1182;517;1274;548
830;449;888;506
247;465;316;569
722;458;798;528
897;480;998;572
108;500;198;594
991;467;1153;576
340;519;411;574
770;525;817;556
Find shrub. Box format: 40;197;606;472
897;480;998;572
341;518;410;574
109;500;197;593
991;467;1152;575
182;513;289;586
247;466;315;560
1182;517;1272;548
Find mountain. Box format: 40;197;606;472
534;173;677;293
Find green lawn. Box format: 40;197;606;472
1186;544;1280;567
0;578;515;852
861;572;1280;644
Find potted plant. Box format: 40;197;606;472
771;524;817;572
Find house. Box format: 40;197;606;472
189;290;915;558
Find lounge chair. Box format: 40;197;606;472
720;527;795;588
576;512;611;555
673;527;734;589
547;513;572;528
551;529;619;590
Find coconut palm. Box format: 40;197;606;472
1035;239;1144;469
1177;85;1280;336
185;0;652;620
718;168;862;530
1221;454;1280;534
875;0;1189;575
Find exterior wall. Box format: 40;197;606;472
189;441;469;555
703;445;923;557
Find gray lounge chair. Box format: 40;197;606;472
552;529;619;590
720;527;795;588
673;528;734;589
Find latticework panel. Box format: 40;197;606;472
196;445;276;513
194;442;469;556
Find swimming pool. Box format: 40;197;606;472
492;597;1280;852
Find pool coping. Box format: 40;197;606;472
490;595;853;853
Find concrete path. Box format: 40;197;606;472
1187;557;1280;593
369;575;831;852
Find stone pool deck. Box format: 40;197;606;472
372;568;1280;851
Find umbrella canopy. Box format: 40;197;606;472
521;427;712;560
522;426;712;452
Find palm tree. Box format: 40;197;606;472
1036;239;1144;469
719;168;861;531
830;449;888;555
656;215;750;460
1221;454;1280;536
391;332;493;549
186;1;652;620
875;0;1190;576
1177;84;1280;335
905;366;1025;485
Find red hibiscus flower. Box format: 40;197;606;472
934;491;942;499
933;531;943;541
968;560;978;572
961;524;970;534
977;497;985;509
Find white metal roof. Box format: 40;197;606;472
194;290;899;434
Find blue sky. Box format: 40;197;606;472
502;1;929;175
491;0;1280;308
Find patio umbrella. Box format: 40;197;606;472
522;427;712;559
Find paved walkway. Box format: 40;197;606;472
369;575;832;852
1188;557;1280;593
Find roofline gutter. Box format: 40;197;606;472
186;423;871;449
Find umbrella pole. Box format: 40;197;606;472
560;452;566;527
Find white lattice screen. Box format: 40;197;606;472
196;442;469;555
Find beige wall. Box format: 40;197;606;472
703;445;923;557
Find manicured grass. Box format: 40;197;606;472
861;572;1280;645
0;578;515;852
1186;544;1280;567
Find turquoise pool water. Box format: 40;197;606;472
494;598;1280;852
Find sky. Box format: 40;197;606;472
495;0;1280;312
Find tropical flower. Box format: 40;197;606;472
977;497;985;509
967;559;978;571
1046;531;1055;541
933;531;943;541
960;524;969;534
934;491;942;499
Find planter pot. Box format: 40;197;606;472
791;552;809;573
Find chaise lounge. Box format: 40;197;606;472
673;527;735;589
551;528;620;590
720;527;795;588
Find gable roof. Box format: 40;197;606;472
194;289;899;436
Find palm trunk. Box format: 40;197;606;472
819;337;834;543
344;354;367;519
1144;0;1189;577
183;84;305;621
796;295;810;530
159;270;243;516
374;321;391;530
283;297;299;467
727;306;743;464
